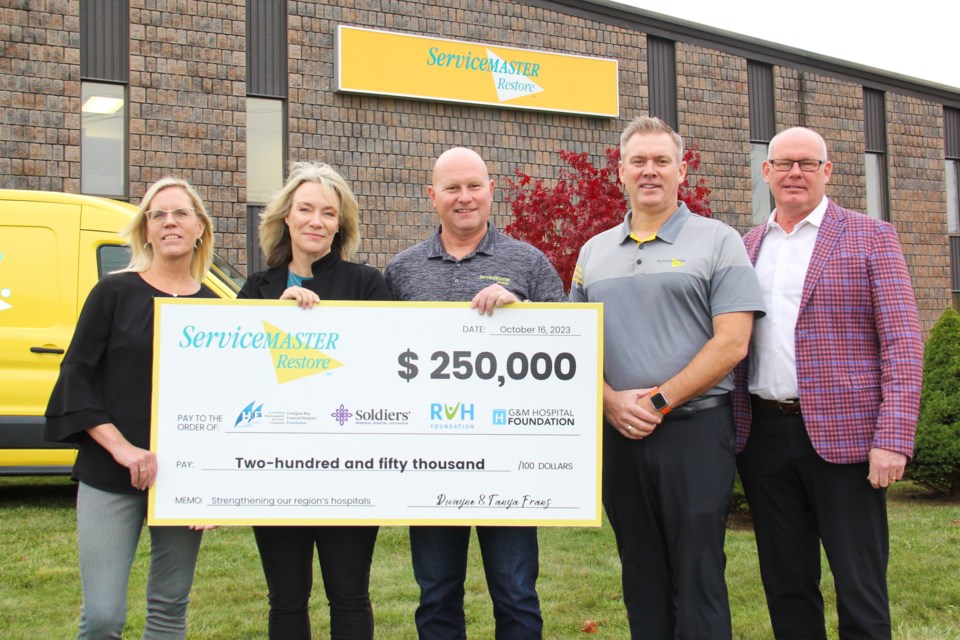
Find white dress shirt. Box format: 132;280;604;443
748;197;828;401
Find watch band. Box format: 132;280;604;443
649;386;671;415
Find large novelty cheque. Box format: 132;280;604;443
148;299;603;526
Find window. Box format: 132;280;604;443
80;0;128;197
246;0;287;272
946;107;960;308
863;89;888;221
748;61;775;224
751;143;772;224
81;82;127;197
98;244;131;277
865;153;888;222
946;108;960;234
246;98;285;204
948;159;959;234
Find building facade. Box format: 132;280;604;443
2;0;958;329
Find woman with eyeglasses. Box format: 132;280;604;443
238;162;390;640
45;177;218;639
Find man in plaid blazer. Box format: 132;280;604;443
731;127;923;640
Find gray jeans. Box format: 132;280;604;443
76;482;203;639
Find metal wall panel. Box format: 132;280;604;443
946;107;960;159
864;88;887;152
647;36;677;130
748;60;775;142
247;0;288;98
80;0;128;81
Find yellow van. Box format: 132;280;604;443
0;189;244;474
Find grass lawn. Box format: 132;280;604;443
1;477;958;638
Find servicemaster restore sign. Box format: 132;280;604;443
336;25;619;118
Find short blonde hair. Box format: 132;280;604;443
122;177;214;282
258;162;361;268
619;116;684;162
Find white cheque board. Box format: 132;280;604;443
148;300;603;526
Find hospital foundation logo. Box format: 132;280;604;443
233;401;318;428
429;401;476;430
235;401;263;427
329;404;412;427
492;408;575;427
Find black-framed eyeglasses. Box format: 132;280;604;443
146;207;195;222
768;159;826;172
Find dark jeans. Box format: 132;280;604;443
253;525;378;640
409;525;542;640
602;405;735;640
737;402;891;640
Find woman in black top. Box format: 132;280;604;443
239;162;390;640
45;178;218;638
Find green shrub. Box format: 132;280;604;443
906;308;960;496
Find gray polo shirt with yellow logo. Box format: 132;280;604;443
570;204;763;395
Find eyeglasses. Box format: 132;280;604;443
146;207;195;222
768;159;826;172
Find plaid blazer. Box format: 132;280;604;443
732;200;923;464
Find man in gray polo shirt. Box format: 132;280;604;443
571;116;763;639
385;147;563;640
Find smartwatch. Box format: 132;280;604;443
649;387;671;415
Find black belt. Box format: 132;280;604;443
666;393;730;420
750;394;801;415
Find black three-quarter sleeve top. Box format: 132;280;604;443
237;251;392;303
44;271;217;494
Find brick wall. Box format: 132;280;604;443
676;43;751;229
285;1;643;269
0;1;79;192
888;95;950;327
129;0;247;267
775;68;868;212
0;0;953;332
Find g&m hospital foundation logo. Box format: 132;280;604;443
430;401;476;430
492;408;576;427
178;320;345;384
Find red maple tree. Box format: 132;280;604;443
504;146;712;290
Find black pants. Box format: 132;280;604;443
737;402;891;640
603;404;735;639
253;525;379;640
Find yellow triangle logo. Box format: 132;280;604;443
262;320;345;384
671;258;685;267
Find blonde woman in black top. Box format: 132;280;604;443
45;177;217;639
239;162;389;639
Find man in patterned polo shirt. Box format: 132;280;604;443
570;116;763;639
385;146;564;640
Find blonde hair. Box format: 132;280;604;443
258;162;361;268
122;177;214;282
619;116;684;162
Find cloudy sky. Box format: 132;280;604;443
608;0;958;90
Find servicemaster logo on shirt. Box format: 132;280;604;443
479;274;511;287
661;258;686;267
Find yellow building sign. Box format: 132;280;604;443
336;25;619;118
